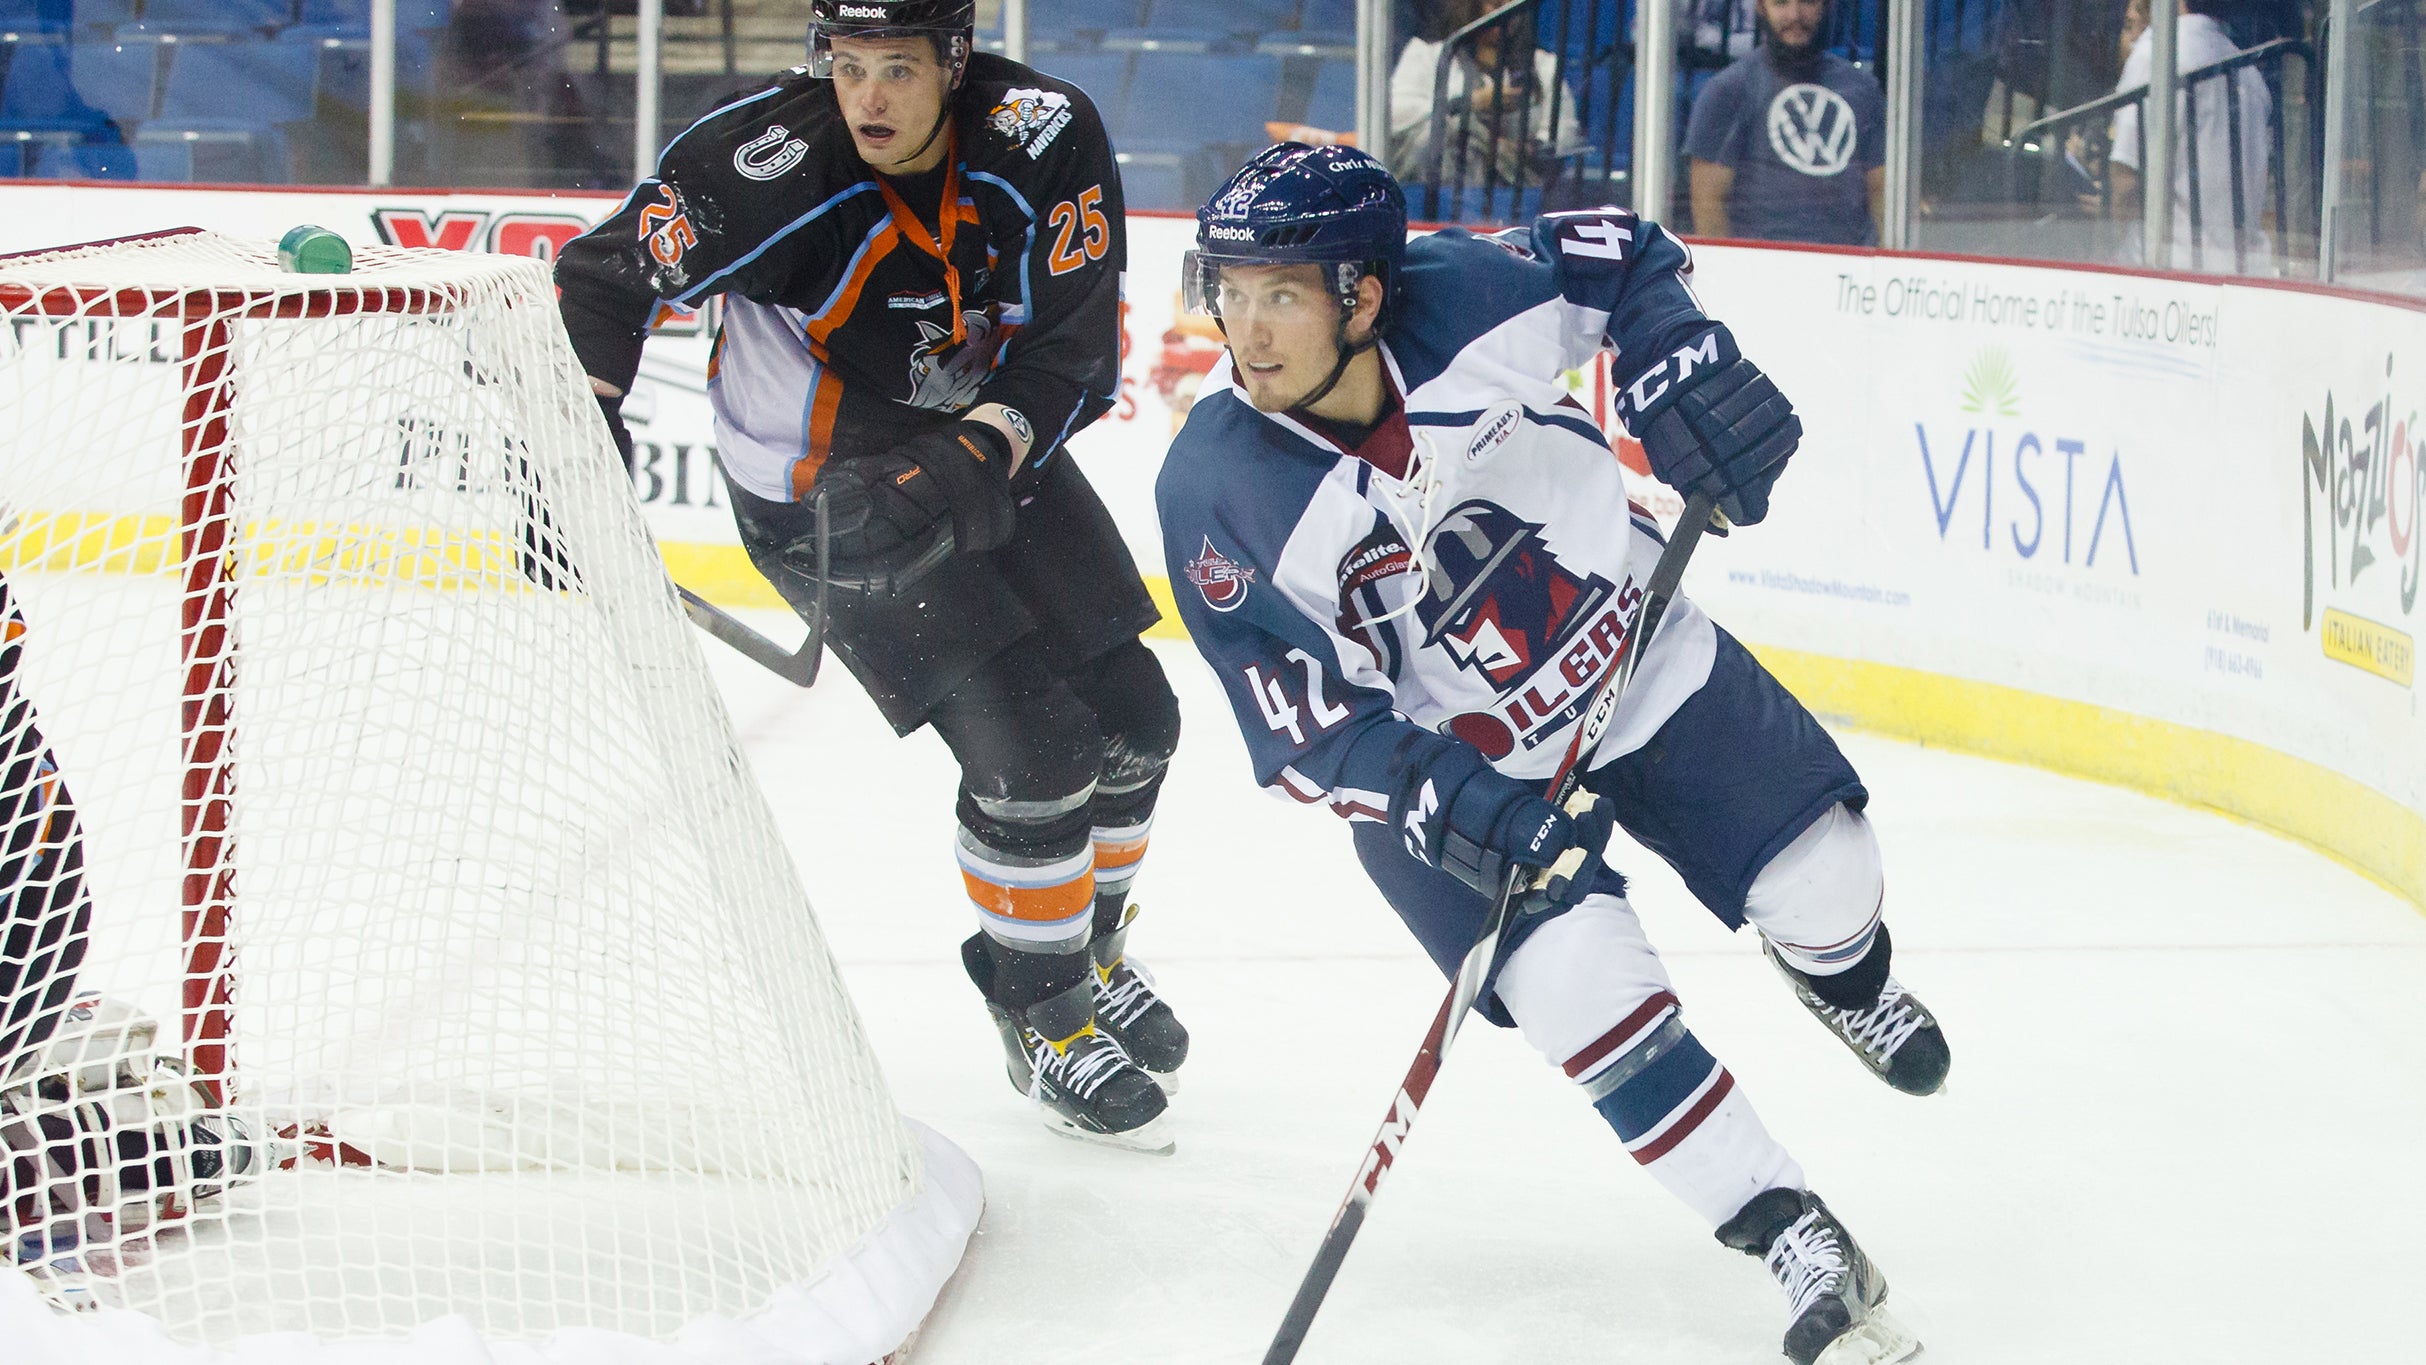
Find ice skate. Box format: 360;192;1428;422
1765;942;1950;1096
1718;1188;1918;1365
963;936;1172;1154
1089;902;1188;1093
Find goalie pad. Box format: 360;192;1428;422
2;994;257;1253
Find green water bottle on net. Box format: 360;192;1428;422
278;225;353;275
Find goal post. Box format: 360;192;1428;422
0;229;979;1360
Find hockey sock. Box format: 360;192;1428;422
1496;898;1804;1228
1089;817;1151;930
956;823;1095;956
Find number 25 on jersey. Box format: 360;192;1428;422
1048;186;1110;276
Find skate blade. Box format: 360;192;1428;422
1815;1307;1920;1365
1039;1108;1175;1155
1148;1069;1181;1097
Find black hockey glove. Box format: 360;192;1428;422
595;392;636;474
1615;324;1800;527
802;450;959;594
1389;739;1622;915
894;419;1018;558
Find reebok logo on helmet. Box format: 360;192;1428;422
837;3;888;17
1206;225;1253;241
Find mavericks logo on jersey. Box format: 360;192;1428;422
905;309;999;411
989;88;1075;160
1186;538;1257;612
1767;83;1858;177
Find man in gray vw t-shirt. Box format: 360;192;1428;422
1684;0;1886;245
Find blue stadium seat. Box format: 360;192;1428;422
1115;151;1187;211
31;136;133;177
1100;28;1242;52
132;136;189;179
1032;0;1146;36
59;0;138;30
0;137;20;174
1305;56;1354;131
1428;182;1546;226
0;41;156;131
155;41;316;128
1145;0;1299;31
136;0;290;37
1119;50;1281;151
1297;0;1355;42
1033;49;1128;123
290;0;450;39
140;39;314;179
0;1;69;36
315;33;435;112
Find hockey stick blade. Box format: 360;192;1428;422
673;488;829;688
1260;491;1721;1365
675;584;823;687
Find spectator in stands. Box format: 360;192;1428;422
2099;0;2274;273
1636;0;1764;62
1387;0;1582;186
1684;0;1886;243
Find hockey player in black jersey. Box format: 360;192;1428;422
556;0;1185;1151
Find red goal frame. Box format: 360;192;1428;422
1;229;455;1103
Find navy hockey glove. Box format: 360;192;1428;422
1389;738;1621;915
1495;792;1619;917
894;419;1018;558
1615;324;1800;526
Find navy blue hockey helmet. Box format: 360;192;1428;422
1186;143;1409;325
809;0;976;81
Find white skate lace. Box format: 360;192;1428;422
1764;1209;1849;1320
1094;959;1161;1030
1821;982;1926;1063
1025;1029;1133;1102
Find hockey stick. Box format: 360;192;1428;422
673;490;829;688
1259;490;1724;1365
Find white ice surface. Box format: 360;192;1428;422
704;617;2424;1365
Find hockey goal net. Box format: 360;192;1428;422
0;229;977;1359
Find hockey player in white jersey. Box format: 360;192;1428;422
1156;144;1949;1364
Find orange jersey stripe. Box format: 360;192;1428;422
793;367;848;497
806;224;901;350
963;869;1095;923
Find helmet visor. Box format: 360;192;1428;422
1182;249;1371;321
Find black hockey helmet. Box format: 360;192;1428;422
809;0;977;84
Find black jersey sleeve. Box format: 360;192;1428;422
555;81;815;395
974;88;1126;457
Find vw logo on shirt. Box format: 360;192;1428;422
1766;84;1858;177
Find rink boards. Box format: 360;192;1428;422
0;181;2414;909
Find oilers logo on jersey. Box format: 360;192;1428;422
1410;502;1637;760
1186;538;1257;612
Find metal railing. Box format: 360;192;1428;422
2000;37;2316;276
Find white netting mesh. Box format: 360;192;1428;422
0;230;951;1356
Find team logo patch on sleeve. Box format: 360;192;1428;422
988;88;1075;159
1185;537;1257;613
